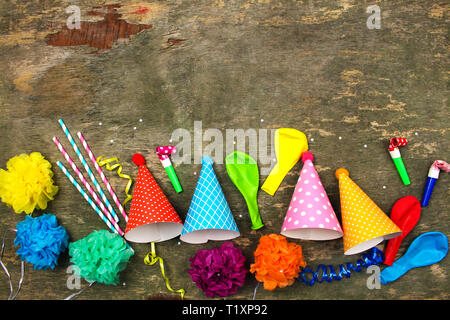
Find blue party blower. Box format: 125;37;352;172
421;160;449;207
380;232;448;285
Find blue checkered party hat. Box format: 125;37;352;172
180;156;240;244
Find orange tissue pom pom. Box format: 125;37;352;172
250;234;306;291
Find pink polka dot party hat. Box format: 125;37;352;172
124;153;183;243
281;151;343;241
335;168;402;255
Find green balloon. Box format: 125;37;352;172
225;151;263;230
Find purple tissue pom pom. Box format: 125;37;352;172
188;242;247;298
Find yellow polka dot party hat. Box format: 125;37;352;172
335;168;402;255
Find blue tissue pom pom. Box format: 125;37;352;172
14;213;69;270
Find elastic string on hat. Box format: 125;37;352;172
252;282;260;300
0;228;24;300
64;281;96;300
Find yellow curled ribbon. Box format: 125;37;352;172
96;156;133;205
144;242;185;300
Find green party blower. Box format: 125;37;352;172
156;146;182;193
225;151;263;230
388;137;410;185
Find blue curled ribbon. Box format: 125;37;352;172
297;247;384;286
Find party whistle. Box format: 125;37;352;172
388;137;410;185
421;160;449;207
156;146;182;193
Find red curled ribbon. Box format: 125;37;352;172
388;137;408;151
155;146;176;160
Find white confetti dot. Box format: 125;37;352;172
193;171;197;175
310;138;314;142
169;139;173;143
139;119;143;122
110;139;114;143
239;214;242;218
133;127;137;130
261;119;264;122
364;144;367;148
338;136;342;140
414;132;418;136
99;122;102;126
383;185;386;189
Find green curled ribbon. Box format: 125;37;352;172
96;156;133;205
144;242;185;300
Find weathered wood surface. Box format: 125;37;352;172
0;0;448;300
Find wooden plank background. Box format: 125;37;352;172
0;0;448;300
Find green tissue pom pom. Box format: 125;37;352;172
69;230;134;285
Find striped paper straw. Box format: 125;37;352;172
77;132;128;222
56;161;123;236
53;136;122;233
58;119;120;223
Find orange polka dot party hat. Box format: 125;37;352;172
124;153;183;243
335;168;402;255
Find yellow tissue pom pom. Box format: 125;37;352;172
0;152;58;214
